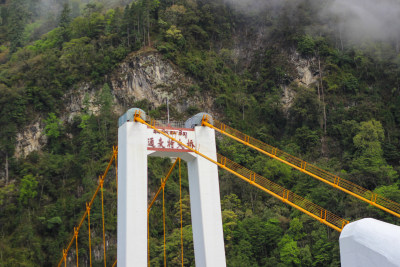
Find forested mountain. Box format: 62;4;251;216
1;0;400;266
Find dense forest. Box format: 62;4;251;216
1;0;400;266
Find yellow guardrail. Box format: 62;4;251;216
134;112;349;232
202;117;400;219
217;154;349;232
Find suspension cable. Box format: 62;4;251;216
179;158;184;267
57;150;116;267
87;203;92;267
100;177;107;267
148;211;150;267
74;227;79;267
163;177;167;267
147;158;179;266
134;113;348;232
114;146;118;196
203;117;400;219
148;159;179;211
63;249;67;267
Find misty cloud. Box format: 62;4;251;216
221;0;285;14
223;0;400;43
327;0;400;42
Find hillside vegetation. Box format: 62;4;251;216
0;0;400;266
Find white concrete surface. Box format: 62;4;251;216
187;126;226;267
118;110;226;267
340;218;400;267
117;121;148;267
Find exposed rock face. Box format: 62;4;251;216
281;85;296;115
14;46;319;157
15;49;214;157
62;83;100;122
62;49;214;122
281;52;319;116
232;25;270;68
110;49;213;115
290;52;318;87
14;121;47;158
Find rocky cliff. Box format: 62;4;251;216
15;48;214;157
110;48;214;115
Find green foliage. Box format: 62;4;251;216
44;113;63;139
18;174;38;205
165;25;185;47
263;159;293;187
278;235;301;266
0;183;16;206
29;28;65;52
351;120;398;188
294;126;320;154
8;0;29;53
371;184;400;222
59;3;72;42
289;87;320;129
298;35;315;56
353;120;384;150
46;216;62;229
59;3;72;29
1;0;400;266
287;218;305;241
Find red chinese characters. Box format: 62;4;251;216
158;138;165;148
187;140;195;149
167;139;175;149
148;137;155;147
148;128;192;150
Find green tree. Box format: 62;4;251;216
351;120;398;188
59;3;72;28
19;174;38;205
8;0;29;53
278;234;301;266
298;35;315;56
60;37;95;78
289;87;320;130
44;113;63;139
58;3;71;42
294;125;320;154
263;159;293;187
287;218;305;241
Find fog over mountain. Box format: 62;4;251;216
224;0;400;43
327;0;400;42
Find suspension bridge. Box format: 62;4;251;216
57;108;400;267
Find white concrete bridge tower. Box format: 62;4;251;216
117;108;226;267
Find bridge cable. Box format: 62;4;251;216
216;154;348;232
147;158;179;266
148;159;179;211
179;158;184;267
148;211;150;267
100;176;107;267
201;116;400;219
163;177;166;267
114;146;118;196
114;147;118;266
133;112;347;231
74;227;78;267
63;249;66;267
57;150;116;267
87;202;92;267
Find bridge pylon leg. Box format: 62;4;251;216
187;126;226;267
118;121;148;267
